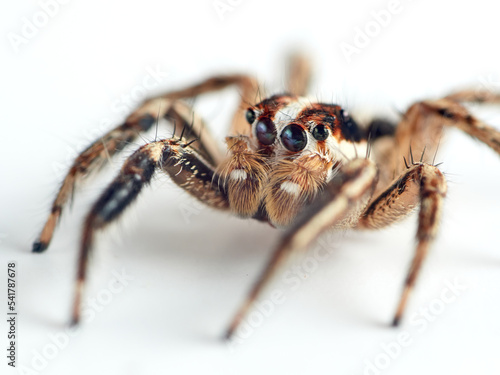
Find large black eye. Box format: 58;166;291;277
281;124;307;152
255;117;276;145
312;124;329;141
246;108;256;124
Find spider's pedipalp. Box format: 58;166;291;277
217;136;268;216
263;153;333;227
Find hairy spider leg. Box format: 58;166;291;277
225;158;377;339
357;163;447;325
32;75;261;253
71;137;229;325
365;93;500;326
389;98;500;183
445;88;500;104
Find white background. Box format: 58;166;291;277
1;1;500;374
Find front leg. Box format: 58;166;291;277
357;162;447;326
32;100;221;253
225;158;377;339
72;138;229;325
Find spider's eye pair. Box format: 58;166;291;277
255;118;306;151
281;123;330;151
249;109;329;152
254;119;306;151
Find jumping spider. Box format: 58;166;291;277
33;55;500;339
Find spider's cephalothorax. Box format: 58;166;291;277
220;94;369;227
32;55;500;339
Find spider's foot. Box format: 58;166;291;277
223;312;245;341
223;327;235;342
391;316;401;327
32;241;48;253
70;279;84;327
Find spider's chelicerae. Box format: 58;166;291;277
33;55;500;339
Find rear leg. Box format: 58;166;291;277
445;88;500;104
285;52;312;97
384;96;500;191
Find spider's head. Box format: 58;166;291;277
245;94;365;161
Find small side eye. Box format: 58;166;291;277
281;124;307;152
246;108;256;124
255;117;276;145
312;124;329;141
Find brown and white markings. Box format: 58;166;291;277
33;54;500;339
